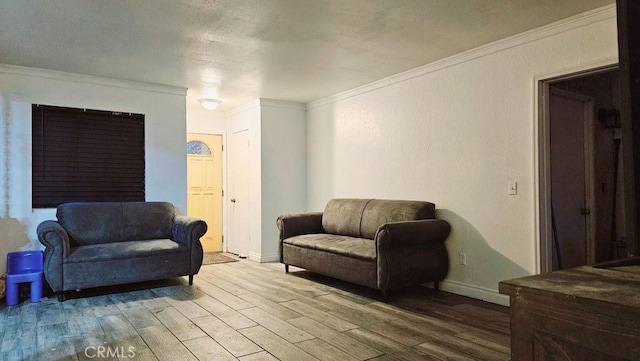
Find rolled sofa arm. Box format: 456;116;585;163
277;212;323;263
375;219;451;249
37;220;72;292
173;215;207;275
173;215;208;247
375;219;451;291
276;212;324;240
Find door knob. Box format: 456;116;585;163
231;198;236;203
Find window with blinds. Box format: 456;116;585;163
32;105;145;208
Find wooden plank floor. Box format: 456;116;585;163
0;260;510;360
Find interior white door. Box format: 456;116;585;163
227;129;250;257
549;88;593;270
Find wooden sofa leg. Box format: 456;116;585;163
189;275;194;285
434;281;439;291
284;264;289;273
57;291;66;302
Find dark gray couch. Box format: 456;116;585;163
37;201;207;301
278;198;450;298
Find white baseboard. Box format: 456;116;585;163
439;280;510;306
248;252;279;263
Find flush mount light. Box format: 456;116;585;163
199;98;222;110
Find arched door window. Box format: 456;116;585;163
187;140;212;155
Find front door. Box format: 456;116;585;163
187;134;223;252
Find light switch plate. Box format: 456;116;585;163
508;181;518;195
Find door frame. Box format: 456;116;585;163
536;63;617;273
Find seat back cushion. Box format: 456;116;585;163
122;202;176;241
322;198;370;237
58;202;124;246
360;199;435;239
57;202;175;246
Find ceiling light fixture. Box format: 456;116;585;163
199;98;222;110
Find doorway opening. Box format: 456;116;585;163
539;66;631;272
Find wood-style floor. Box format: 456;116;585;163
0;260;510;360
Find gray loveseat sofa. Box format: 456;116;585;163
37;201;207;301
278;198;450;298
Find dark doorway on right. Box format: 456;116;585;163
547;70;628;271
539;0;640;273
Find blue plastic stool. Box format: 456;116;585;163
6;251;44;306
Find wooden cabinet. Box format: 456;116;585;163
499;265;640;361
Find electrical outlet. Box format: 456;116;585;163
459;252;467;266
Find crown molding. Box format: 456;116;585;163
225;98;261;117
259;98;306;111
226;98;306;117
0;63;187;96
307;4;616;109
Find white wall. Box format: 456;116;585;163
187;105;226;135
0;65;187;273
306;6;618;304
260;100;307;260
223;99;306;262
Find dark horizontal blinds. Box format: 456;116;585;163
32;105;145;208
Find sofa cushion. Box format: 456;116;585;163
65;239;188;264
283;234;376;260
322;198;369;238
121;202;175;241
360;199;435;239
57;202;175;246
58;202;124;246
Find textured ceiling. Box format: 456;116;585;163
0;0;614;112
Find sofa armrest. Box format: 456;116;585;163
375;219;450;249
375;219;451;291
173;215;207;247
277;212;324;240
37;220;72;292
277;212;323;263
173;215;207;276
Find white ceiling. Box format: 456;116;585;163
0;0;613;112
